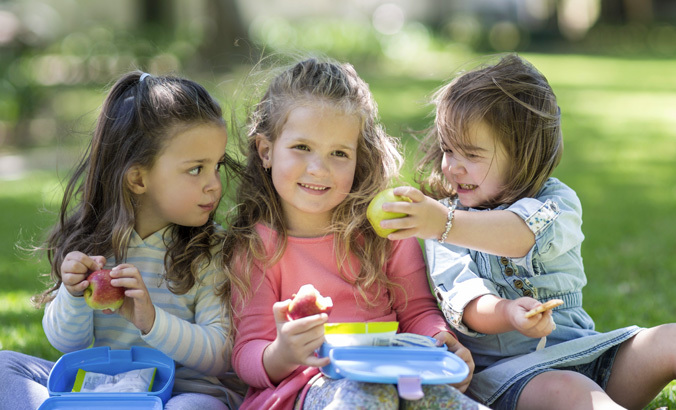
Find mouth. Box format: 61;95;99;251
299;182;329;192
199;202;216;211
457;183;478;191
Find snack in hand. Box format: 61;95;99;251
287;284;333;320
366;188;412;238
84;269;125;310
524;298;563;319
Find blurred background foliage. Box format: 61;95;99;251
1;0;675;149
1;2;676;407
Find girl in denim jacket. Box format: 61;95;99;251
375;54;676;409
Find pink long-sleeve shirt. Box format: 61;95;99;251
231;224;452;409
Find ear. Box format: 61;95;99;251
256;133;273;168
125;165;147;195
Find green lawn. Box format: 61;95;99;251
1;53;675;408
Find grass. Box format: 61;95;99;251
1;53;675;408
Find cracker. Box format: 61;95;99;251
524;298;563;318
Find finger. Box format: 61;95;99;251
391;186;423;202
304;355;331;368
91;256;107;270
273;300;292;323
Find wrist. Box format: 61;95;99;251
438;199;457;243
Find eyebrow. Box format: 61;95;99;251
181;154;226;165
293;137;357;152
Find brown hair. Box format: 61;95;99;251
34;71;229;306
220;57;404;310
416;54;563;208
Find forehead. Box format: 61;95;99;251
279;104;360;147
441;120;499;153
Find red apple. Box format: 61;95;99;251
287;284;333;320
84;269;125;310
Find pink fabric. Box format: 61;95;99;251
231;224;451;410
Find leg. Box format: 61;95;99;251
301;376;398;409
517;370;624;410
402;383;489;409
165;393;230;410
606;324;676;409
0;350;53;410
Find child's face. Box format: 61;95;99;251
258;104;359;237
440;120;508;208
133;123;228;238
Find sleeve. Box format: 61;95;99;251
142;264;230;377
506;179;584;263
387;238;452;338
425;239;500;336
42;283;95;352
230;261;279;389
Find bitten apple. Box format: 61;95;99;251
366;188;411;237
287;284;333;320
84;269;125;310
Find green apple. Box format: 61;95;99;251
366;188;411;237
84;269;125;310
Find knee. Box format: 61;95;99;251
0;350;25;370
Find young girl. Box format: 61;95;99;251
0;71;242;410
378;54;676;409
219;58;486;410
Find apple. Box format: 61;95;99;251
366;188;411;237
287;284;333;320
84;269;125;310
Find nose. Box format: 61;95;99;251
205;169;222;193
444;153;465;175
306;154;329;176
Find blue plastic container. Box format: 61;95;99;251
318;343;469;400
38;346;175;409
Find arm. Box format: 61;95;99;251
43;282;95;352
463;294;555;338
380;186;535;258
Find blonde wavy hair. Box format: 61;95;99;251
219;57;404;311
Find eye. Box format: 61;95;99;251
188;166;203;176
293;144;310;151
332;150;349;158
216;160;225;172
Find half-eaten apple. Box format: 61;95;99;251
287;284;333;320
84;269;125;310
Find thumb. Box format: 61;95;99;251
91;256;107;271
272;300;292;323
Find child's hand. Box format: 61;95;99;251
60;251;106;297
263;300;330;384
508;297;556;338
433;331;474;393
108;264;155;334
379;186;449;241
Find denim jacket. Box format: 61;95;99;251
425;178;641;404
